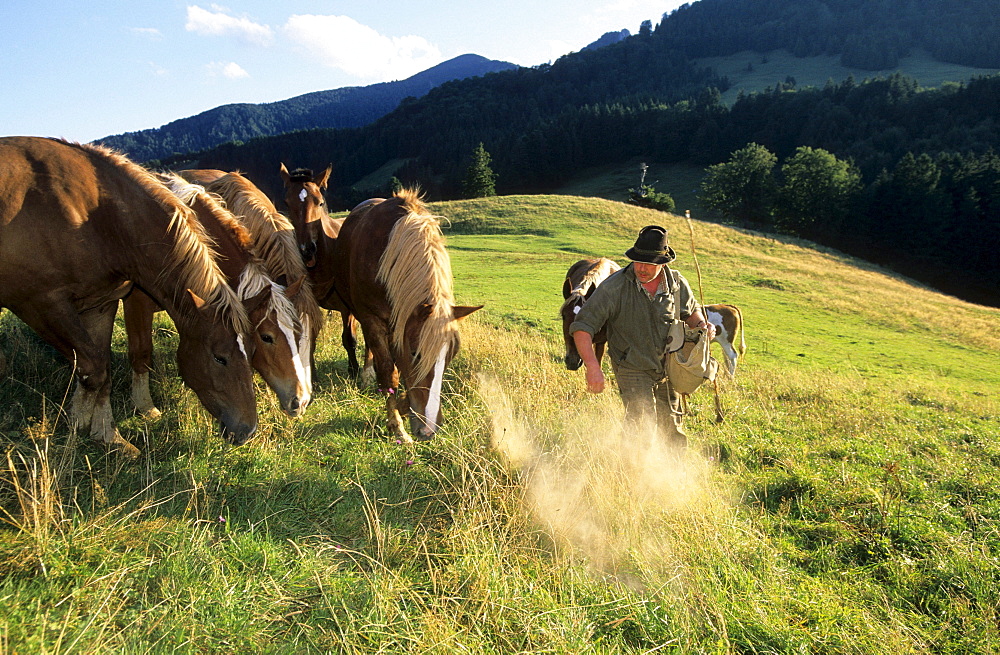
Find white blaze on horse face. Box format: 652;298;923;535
298;189;308;203
236;335;248;360
298;314;313;395
422;343;449;433
278;315;310;402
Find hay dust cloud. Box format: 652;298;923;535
476;373;726;578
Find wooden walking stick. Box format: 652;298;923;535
684;209;725;423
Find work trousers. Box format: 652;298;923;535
610;361;687;449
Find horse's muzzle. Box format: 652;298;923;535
300;243;317;269
411;416;437;441
283;395;309;419
565;353;583;371
220;421;257;446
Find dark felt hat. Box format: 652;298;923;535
625;225;676;264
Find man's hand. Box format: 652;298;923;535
584;364;605;394
573;330;605;393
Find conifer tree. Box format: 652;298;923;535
462;143;497;198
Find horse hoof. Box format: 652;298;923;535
102;434;141;460
140;407;163;421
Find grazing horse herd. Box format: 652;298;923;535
0;135;744;458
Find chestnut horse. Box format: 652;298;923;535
0;137;256;458
278;164;373;381
177;170;325;389
124;174;311;419
559;257;621;370
332;189;481;441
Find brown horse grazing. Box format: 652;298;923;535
124;174;311;419
177;170;325;392
279;163;372;381
332;189;481;441
560;257;621;370
0;137;257;457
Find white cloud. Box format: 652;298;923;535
185;5;273;46
206;61;250;80
283;14;443;82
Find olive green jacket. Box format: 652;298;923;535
569;264;698;376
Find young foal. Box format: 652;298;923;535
0;137;257;457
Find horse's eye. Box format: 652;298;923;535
214;355;227;366
261;333;275;344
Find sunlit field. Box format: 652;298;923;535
1;195;998;653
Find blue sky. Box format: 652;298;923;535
1;0;684;143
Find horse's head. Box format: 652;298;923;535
279;163;331;268
241;279;312;418
176;290;258;445
397;304;482;440
560;291;588;371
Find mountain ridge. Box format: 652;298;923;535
95;54;517;163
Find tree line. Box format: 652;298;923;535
700;143;1000;305
174;70;1000;306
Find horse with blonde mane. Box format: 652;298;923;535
177;170;325;390
331;189;481;441
0;137;257;458
123;173;312;419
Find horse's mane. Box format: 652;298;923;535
159;173;300;333
559;258;621;314
377;188;457;381
77;143;249;334
205;173;324;331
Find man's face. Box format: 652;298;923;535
632;261;663;284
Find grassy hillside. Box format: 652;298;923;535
1;195;998;653
695;47;1000;105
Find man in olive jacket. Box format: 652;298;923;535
569;225;715;448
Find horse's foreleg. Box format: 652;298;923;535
368;332;409;442
359;344;376;387
77;300;141;459
122;291;162;419
341;312;360;377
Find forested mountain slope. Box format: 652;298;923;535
164;0;1000;306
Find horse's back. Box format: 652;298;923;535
0;138;107;291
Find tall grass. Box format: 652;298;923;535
1;195;998;653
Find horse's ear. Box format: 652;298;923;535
453;305;483;321
283;275;306;299
187;289;207;310
316;165;332;190
417;303;434;320
279;163;290;185
244;286;272;315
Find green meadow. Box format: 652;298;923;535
1;194;998;653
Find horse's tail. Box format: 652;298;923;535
377;194;456;380
730;304;747;355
